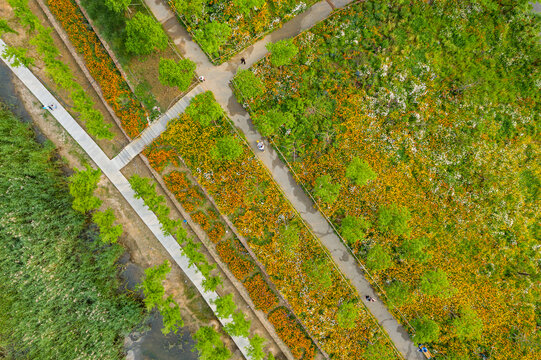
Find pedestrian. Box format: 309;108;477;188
47;103;57;111
365;295;372;302
240;57;246;65
199;75;205;82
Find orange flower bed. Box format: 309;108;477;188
144;140;179;172
47;0;148;137
216;238;256;282
243;273;279;314
191;211;212;232
268;307;316;360
208;222;225;243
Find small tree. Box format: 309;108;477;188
255;109;294;136
225;311;251;337
399;237;432;263
378;204;411;237
68;165;102;213
2;46;34;67
234;69;265;99
345;157;377;186
213;294;236;319
452;307;483;341
366;244;392;271
186;91;223;126
125;12;168;55
92;208;123;243
247;334;266;360
234;0;265;15
385;281;412;308
303;259;333;290
195;22;231;56
159;295;183;335
420;269;455;298
139;261;171;311
340;215;371;246
173;0;204;16
0;19;17;35
158;58;196;91
266;39;298;67
336;302;359;329
194;326;231;360
211;136;243;162
202;275;223;292
412;316;440;343
104;0;130;13
314;175;341;204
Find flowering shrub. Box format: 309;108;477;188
47;0;148;137
144;139;180;172
216;238;256;282
191;211;212;232
268;307;315;360
243;273;278;314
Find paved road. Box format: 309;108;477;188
0;39;256;360
143;1;424;359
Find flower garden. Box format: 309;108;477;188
168;0;318;63
233;1;541;359
143;91;401;359
47;0;148;138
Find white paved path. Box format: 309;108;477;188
144;1;425;359
111;85;204;170
0;39;254;360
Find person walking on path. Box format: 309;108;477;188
240;57;246;65
365;295;376;302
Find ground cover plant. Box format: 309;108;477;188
79;0;195;111
46;0;149;137
168;0;319;63
0;104;143;358
143;91;400;359
234;1;541;358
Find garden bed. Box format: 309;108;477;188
233;1;541;359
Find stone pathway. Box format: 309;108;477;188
0;39;255;360
143;1;425;359
111;85;204;170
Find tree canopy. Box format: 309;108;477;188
158;58;196;91
234;0;265;15
186;91;224;126
68;164;102;213
211;135;243;162
255;109;295;136
103;0;130;13
366;244;392;271
213;293;236;319
412;316;440;343
125;12;168;55
345;157;377;186
377;204;411;237
247;334;266;360
340;215;371;246
336;302;359;329
234;69;265;99
266;39;299;67
453;307;484;341
92;208;123;243
420;269;455;298
225;311;251;337
314;174;341;204
194;326;231;360
195;22;231;56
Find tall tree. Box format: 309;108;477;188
125;12;168;55
195;22;231;56
266;39;299;67
68;164;102;213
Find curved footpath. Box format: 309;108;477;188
0;40;255;360
143;0;425;359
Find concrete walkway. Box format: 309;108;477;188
111;85;204;170
143;1;424;359
0;39;255;360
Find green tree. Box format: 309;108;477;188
399;237;432;263
420;269;455;298
266;39;298;67
278;222;300;257
225;310;251;337
452;307;483;341
195;22;231;56
412;316;440;343
68;165;102;213
159;295;184;335
303;258;333;290
211;135;243;162
340;215;371;246
345;157;377;186
234;69;265;99
194;326;231;360
172;0;204;16
186;91;223;126
125;12;167;55
0;19;17;35
314;174;341;204
139;261;171;310
213;293;236;318
158;58;196;91
385;281;412;308
247;334;266;360
2;46;34;67
202;275;223;292
255;109;294;136
234;0;265;15
336;301;359;329
92;208;123;243
366;244;392;271
104;0;130;13
378;204;411;237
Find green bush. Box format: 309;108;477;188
419;269;455;298
303;258;333;290
247;334;266;360
412;316;440;343
213;293;236;318
255;109;294;136
314;174;341;204
103;0;130;13
235;69;265;99
340;215;371;246
194;326;231;360
159;295;184;335
266;39;298;67
336;302;359;329
92;208;123;243
345;157;377;186
366;244;392;271
378;204;412;237
158;58;196;91
399;237;432;263
125;12;167;55
452;307;483;341
68;165;102;213
211;135;243;162
139;261;170;311
234;0;265;15
385;281;412;308
194;22;231;56
172;0;204;16
186;91;223;126
225;311;251;337
278;222;300;258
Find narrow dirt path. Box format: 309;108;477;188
142;1;425;359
